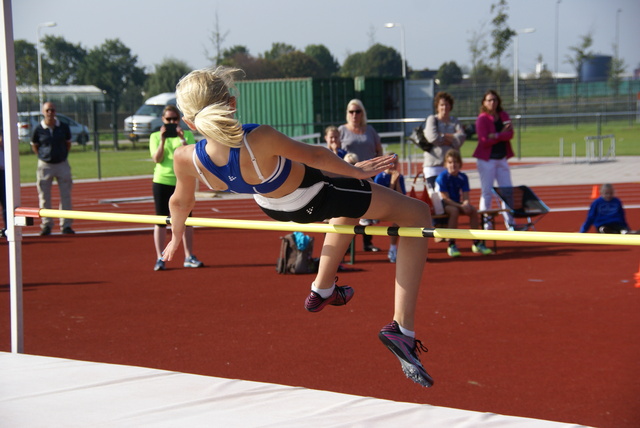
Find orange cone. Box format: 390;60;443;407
635;263;640;288
421;188;434;214
590;185;599;199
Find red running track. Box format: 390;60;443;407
13;176;640;235
1;176;639;428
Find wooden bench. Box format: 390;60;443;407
431;209;507;253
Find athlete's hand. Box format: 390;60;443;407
162;238;181;262
354;154;397;178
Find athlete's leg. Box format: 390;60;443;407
361;183;431;331
312;216;359;289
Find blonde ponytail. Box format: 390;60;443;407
176;67;244;147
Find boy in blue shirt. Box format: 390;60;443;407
580;183;635;234
435;149;492;257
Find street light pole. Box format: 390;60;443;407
615;8;621;58
513;28;535;110
555;0;561;82
37;21;56;108
384;22;406;79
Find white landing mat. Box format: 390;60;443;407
0;352;590;427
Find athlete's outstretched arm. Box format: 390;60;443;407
249;125;395;179
162;146;197;262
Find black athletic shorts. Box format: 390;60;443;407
153;182;192;227
254;166;372;223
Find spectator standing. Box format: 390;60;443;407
30;102;74;235
339;99;383;252
150;105;204;271
473;90;515;230
422;91;466;190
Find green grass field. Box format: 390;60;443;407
488;121;639;158
403;120;639;159
15;121;638;182
17;143;154;184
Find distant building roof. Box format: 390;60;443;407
16;85;104;95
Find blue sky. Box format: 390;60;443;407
12;0;640;77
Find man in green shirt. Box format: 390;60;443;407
150;105;203;271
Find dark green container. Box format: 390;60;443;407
235;77;404;139
236;78;315;137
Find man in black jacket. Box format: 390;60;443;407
31;102;74;235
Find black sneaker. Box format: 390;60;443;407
304;279;354;312
62;227;75;235
40;226;51;236
378;321;434;387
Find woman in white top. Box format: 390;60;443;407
339;99;384;252
422;92;466;190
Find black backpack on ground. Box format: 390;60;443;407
276;232;319;274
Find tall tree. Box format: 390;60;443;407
41;35;87;85
223;51;280;80
204;10;229;65
276;51;322;78
222;45;250;62
467;24;489;85
218;46;279;79
14;40;38;86
608;51;626;95
304;44;339;77
489;0;515;80
340;52;367;77
366;44;402;77
340;44;402;78
565;31;594;78
77;39;146;110
436;61;463;86
264;43;296;61
469;62;495;85
145;58;191;96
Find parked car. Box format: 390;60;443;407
124;92;187;141
18;111;90;145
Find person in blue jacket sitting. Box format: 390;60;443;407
580;183;636;234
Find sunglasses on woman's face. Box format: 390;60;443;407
348;110;362;114
164;116;180;122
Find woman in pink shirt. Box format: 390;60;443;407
473;90;515;229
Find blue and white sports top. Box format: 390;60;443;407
192;123;292;194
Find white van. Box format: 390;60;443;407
124;92;180;141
